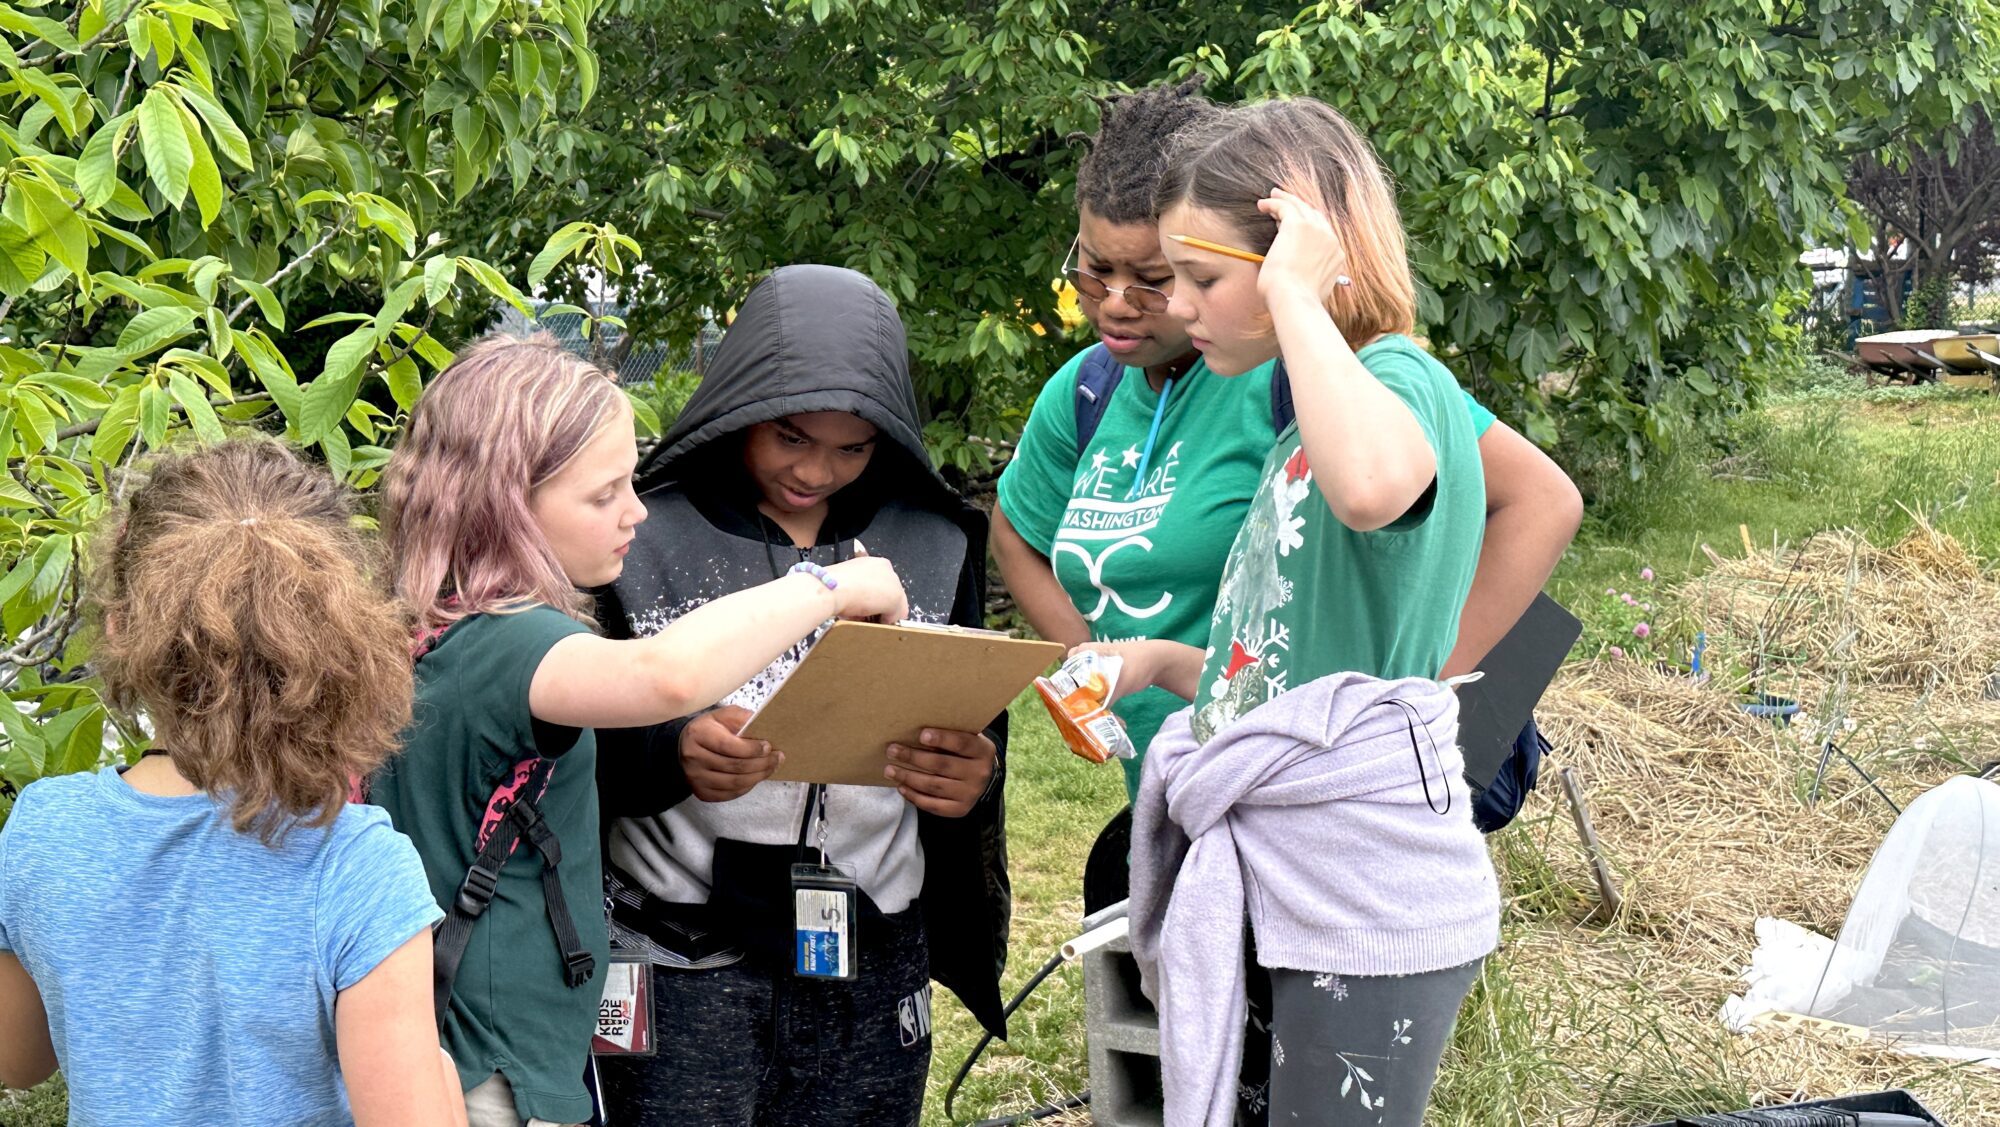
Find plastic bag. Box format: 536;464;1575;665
1035;651;1137;764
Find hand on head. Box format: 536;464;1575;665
1254;186;1352;311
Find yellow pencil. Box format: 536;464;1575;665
1169;234;1264;263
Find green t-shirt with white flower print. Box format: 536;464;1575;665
1192;335;1486;742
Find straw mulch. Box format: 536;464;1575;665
1510;525;2000;1123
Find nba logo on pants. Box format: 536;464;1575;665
897;984;932;1047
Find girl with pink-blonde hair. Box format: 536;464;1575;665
368;332;908;1127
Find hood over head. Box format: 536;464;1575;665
635;265;959;519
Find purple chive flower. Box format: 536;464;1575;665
1623;594;1637;606
1609;646;1625;659
1641;567;1655;582
1633;622;1652;639
1606;587;1617;596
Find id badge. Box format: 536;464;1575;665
590;955;656;1057
792;862;858;980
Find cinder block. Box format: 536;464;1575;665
1082;912;1165;1127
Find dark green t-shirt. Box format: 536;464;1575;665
1192;335;1486;742
999;345;1497;796
368;605;605;1124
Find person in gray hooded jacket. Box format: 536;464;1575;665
592;265;1009;1126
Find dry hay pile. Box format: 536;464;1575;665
1682;525;2000;699
1507;526;2000;1123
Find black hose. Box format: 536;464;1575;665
943;949;1071;1121
969;1091;1091;1127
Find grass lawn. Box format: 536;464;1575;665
0;1074;66;1126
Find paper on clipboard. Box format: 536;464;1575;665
738;620;1064;787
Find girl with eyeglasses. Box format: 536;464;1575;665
992;77;1583;806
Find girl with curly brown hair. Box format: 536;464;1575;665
0;437;465;1126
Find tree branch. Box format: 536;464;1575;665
227;212;351;324
289;0;345;76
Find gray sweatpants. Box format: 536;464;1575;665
1238;956;1483;1127
597;907;933;1127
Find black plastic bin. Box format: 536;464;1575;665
1644;1089;1944;1125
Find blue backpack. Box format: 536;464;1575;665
1071;343;1545;833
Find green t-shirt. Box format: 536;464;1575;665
1000;350;1281;794
999;345;1497;797
368;605;605;1124
1191;335;1486;742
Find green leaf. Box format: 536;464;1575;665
237;278;284;329
0;541;46;608
182;104;223;228
574;40;598;104
44;704;106;777
231;0;268;62
300;326;377;442
0;696;47;783
373;275;424;338
12;66;81;139
0;473;38;510
85;218;156;260
163;349;232;398
116;307;200;357
0;4;81;51
28;533;71;605
626;389;660;437
320;425;351;481
166;371;226;444
32;373;113;410
384;354;422;410
13;389;56;452
17;179;89;283
455;255;530;315
527;221;592;289
92;383;142;465
297;311;375;331
0;220;47;297
423;253;457;305
171;82;254;170
233;330;301;425
138;381;170;449
352;193;416;255
262;0;293;56
137;87;195;208
102;182;154;223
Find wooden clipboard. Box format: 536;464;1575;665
739;620;1063;787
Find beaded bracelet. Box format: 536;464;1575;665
789;560;838;591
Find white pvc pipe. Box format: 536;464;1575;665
1061;914;1130;962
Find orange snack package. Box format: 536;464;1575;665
1034;651;1138;764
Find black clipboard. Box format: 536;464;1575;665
1457;593;1581;789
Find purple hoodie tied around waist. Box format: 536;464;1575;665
1129;670;1501;1127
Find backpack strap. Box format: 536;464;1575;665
1078;349;1295;453
432;756;597;1026
1073;344;1126;456
1270;359;1295;434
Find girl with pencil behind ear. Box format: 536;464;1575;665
1082;97;1501;1127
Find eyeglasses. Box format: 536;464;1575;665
1061;237;1172;315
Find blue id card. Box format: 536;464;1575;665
792;862;858;980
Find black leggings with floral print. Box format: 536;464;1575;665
1237;955;1483;1127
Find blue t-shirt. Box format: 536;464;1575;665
0;766;442;1127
